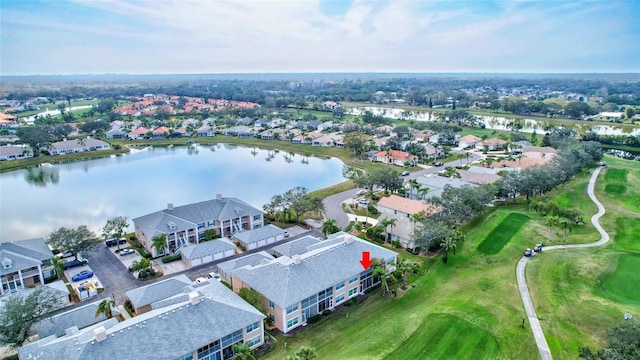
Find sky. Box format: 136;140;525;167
1;0;639;75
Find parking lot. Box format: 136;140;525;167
62;260;102;301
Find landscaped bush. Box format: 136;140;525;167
307;314;323;324
221;281;233;290
161;254;181;263
367;204;378;214
137;249;152;259
322;309;331;316
344;298;359;306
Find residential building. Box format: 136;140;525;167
417;174;478;198
105;128;126;139
377;213;414;249
125;274;193;314
422;143;444;160
127;126;149;139
0;145;33;161
377;195;441;218
47;138;110;156
224;125;254;138
35;298;120;338
197;125;216;137
232;225;286;251
217;251;274;283
20;278;265;360
458;134;483;149
456;169;502;185
152;126;170;139
373;149;415;166
477;137;507;151
1;238;54;295
227;232;398;333
180;237;236;267
133;195;264;257
311;134;342;147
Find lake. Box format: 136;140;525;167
0;144;346;242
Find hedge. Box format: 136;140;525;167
161;254;182;263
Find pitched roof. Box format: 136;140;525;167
217;251;275;276
0;145;31;156
377;195;440;215
51;139;109;151
456;169;502;184
153;126;170;134
232;233;398;307
233;225;284;245
458;134;482;144
180;238;235;260
374;149;415;161
0;238;52;275
129;127;149;135
35;298;120;338
270;235;322;257
20;280;264;360
482;137;507;146
125;274;192;309
491;157;550;170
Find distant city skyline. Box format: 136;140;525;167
1;0;639;75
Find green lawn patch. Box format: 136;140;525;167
382;313;499;360
614;217;640;253
477;213;529;254
600;255;640;306
604;168;628;182
604;184;626;195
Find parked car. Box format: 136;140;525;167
119;248;135;256
105;238;128;247
194;277;208;284
524;248;533;257
59;250;74;258
435;162;444;167
71;270;94;282
63;258;89;270
358;198;370;205
208;272;221;281
402;171;410;176
534;244;543;252
356;189;367;196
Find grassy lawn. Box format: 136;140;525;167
604;184;626;195
477;213;529;254
600;255;640;306
0;147;130;173
604;168;628;182
613;218;640;253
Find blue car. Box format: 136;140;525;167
71;270;94;282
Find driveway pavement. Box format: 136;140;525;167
516;166;608;360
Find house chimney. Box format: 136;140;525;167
216;194;222;200
167;203;174;210
188;291;200;305
94;326;107;342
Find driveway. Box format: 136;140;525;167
85;244;139;302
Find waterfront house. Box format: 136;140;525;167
127;126;149;139
0;145;33;161
47;138;110;155
152;126;170;139
197;125;216;137
1;238;54;295
133;195;264;257
373;149;415;166
377;195;441;218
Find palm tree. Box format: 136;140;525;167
397;259;419;289
321;219;339;238
546;215;559;242
418;186;430;200
410;212;425;235
152;234;166;257
95;298;115;319
558;217;572;242
465;152;471;164
294;346;318;360
371;259;396;296
381;218;396;242
385;147;393;165
50;256;65;280
231;342;255;360
440;236;457;264
408;178;419;199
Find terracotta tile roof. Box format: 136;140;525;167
377;195;441;215
374;149;415;161
153;126;170;134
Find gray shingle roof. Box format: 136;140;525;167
217;251;274;277
233;225;284;246
19;280;264;360
232;232;398;308
180;238;235;260
270;235;321;257
125;274;192;309
51;138;109;151
0;238;52;261
36;298;120;338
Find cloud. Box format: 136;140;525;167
1;0;638;74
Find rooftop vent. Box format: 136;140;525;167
94;326;107;342
188;291;200;305
1;258;11;269
292;256;301;265
167;221;176;230
216;194;222;200
167;203;174;210
344;236;353;244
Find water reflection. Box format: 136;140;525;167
24;165;60;187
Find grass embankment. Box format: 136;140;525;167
0;147;130;173
525;156;640;358
260;157;639;359
477;213;529;254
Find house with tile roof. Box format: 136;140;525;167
228;232;397;333
0;145;33;161
133;195;263;257
373;149;416;166
127;126;149;139
377;195;441;218
456;169;502;185
476;137;507;151
152;126;170;139
458;134;483;149
232;225;286;251
1;238;55;295
20;278;265;360
47;138;110;155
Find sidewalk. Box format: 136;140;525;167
346;213;378;226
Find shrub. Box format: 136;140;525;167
322;309;331;316
392;240;402;248
345;298;359;306
367;204;378;214
221;281;233;290
307;314;323;324
137;249;152;259
161;254;181;263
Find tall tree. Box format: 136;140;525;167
102;216;129;251
16;126;54;157
47;225;100;260
0;287;61;348
231;342;256;360
95;298;115;319
546;214;559;242
371;259;396;296
397;258;419;289
343;132;370;159
152;233;167;256
322;219;340;238
440;236;457;264
380;217;396;241
558;217;572;242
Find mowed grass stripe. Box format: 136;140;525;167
604;183;626;194
477;213;530;254
383;313;499;360
601;255;640;306
604;168;628;182
614;217;640;253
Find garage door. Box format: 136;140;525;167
248;243;257;250
224;249;235;257
214;252;223;260
202;255;212;264
191;258;202;266
258;239;267;247
267;237;275;244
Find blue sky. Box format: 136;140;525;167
1;0;638;75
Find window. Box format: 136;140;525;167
198;223;205;229
269;300;275;310
208;220;215;227
177;353;194;360
246;322;259;333
246;336;261;348
349;275;358;284
336;294;345;304
221;329;243;348
197;340;220;359
335;281;344;291
286;304;298;314
349;287;358;297
287;317;299;329
253;215;261;221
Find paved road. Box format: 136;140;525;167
516;166;608;360
322;150;482;229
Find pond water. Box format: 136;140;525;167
348;106;640;136
0;144;346;242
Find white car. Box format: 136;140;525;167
358;198;370;205
195;277;208;284
356;189;367;196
